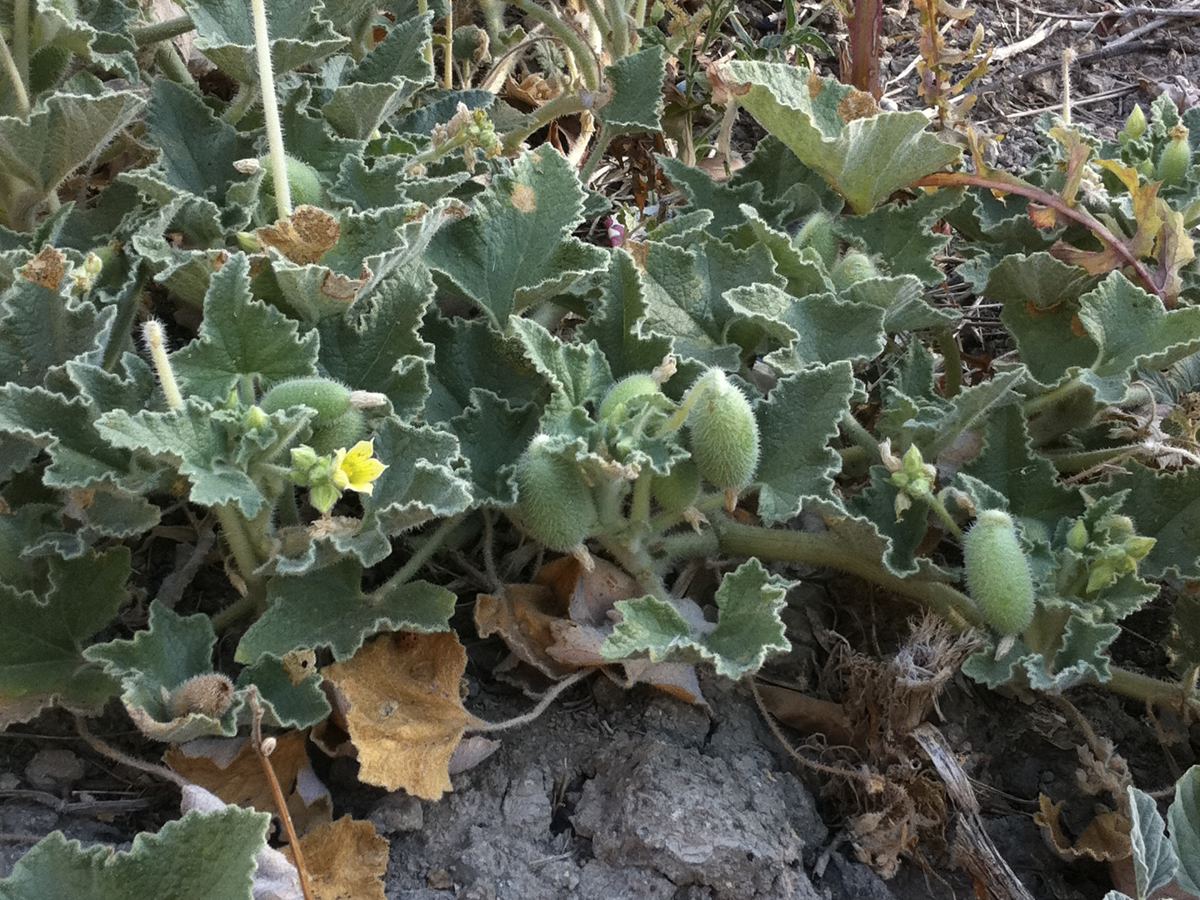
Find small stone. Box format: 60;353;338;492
426;868;453;890
0;773;19;791
25;748;84;790
369;793;424;834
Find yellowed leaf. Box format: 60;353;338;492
164;732;332;836
475;584;571;678
322;632;479;800
287;816;389;900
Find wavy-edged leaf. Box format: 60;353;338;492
602;559;791;679
1169;765;1200;895
599;45;666;134
833;189;964;283
173;253;319;402
1128;786;1177;900
235;560;455;664
0;548;128;729
425;148;608;325
1094;463;1200;580
578;248;673;379
235;654;331;730
0;277;112;388
755;361;856;525
510;318;613;409
447;390;540;507
723;62;960;214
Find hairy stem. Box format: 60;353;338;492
578;122;613;184
501;90;596;152
11;0;29;93
418;0;434;65
443;5;454;89
604;0;629;57
374;513;467;598
250;0;292;219
510;0;600;90
0;32;30;118
131;14;195;48
222;84;260;125
935;329;962;398
154;42;195;86
142;320;184;411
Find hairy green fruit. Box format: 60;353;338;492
262;155;327;213
687;371;759;492
261;377;363;454
515;437;598;552
1157;126;1191;187
261;377;352;421
1121;104;1147;142
963;510;1036;637
830;250;879;291
652;460;701;513
794;209;837;268
598;373;660;421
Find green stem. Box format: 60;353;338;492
278;485;300;527
1108;666;1200;715
925;491;964;540
418;0;434;65
652;529;718;566
629;470;652;528
578;122;613;184
580;0;611;38
1022;376;1088;418
131;14;195;48
443;6;454;89
12;0;29;94
604;0;629;57
598;534;669;600
154;43;195;85
250;0;292;219
143;320;185;411
222;84;260;126
373;513;467;597
935;329;962;399
212;592;258;632
500;91;595;153
1042;444;1142;474
712;516;981;629
632;0;648;29
101;264;147;373
511;0;600;90
0;31;30;118
839;411;880;461
214;504;266;604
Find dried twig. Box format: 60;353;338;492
246;689;314;900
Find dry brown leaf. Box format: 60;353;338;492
504;73;561;108
164;732;332;836
322;632;480;800
475;584;572;678
535;555;641;626
19;246;67;290
257;205;340;264
1035;794;1129;863
286;816;388;900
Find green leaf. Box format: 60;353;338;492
639;238;783;368
144;79;255;201
0;91;144;212
846;275;956;333
850;466;930;574
85;601;241;743
724;210;833;298
723;284;885;372
0;807;269;900
0;278;111;388
235;560;456;663
172;254;319;402
181;0;346;82
423;311;543;423
0;548;128;729
833;189;964;284
235;655;331;730
578;248;673;379
96;401;308;517
317;266;433;421
886;368;1024;460
1169;765;1200;896
963;405;1083;533
599;45;666;134
447;390;540;506
755;361;855;525
602;559;792;679
723;62;960;213
425;148;608;325
348;11;433;84
324;82;414;140
510;318;613;409
1127;786;1177;900
1076;272;1200;403
658;156;762;236
1095;464;1200;580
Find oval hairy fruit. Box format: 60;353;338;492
1157;126;1191;187
310;408;367;456
1121;104;1147;142
831;250;879;290
515;437;599;552
963;510;1036;636
263;155;327;213
261;377;352;420
653;459;701;513
687;371;759;492
598;373;660;421
168;673;236;719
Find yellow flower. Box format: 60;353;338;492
332;440;387;494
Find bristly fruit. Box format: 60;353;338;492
168;673;236;719
262;154;327;214
514;436;599;552
830;250;879;291
652;459;701;513
687;370;760;493
1121;104;1147;142
598;373;660;422
1157;125;1191;187
260;377;365;454
963;509;1036;637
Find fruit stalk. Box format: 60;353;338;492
249;0;293;218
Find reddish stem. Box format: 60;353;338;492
843;0;883;99
914;171;1166;305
